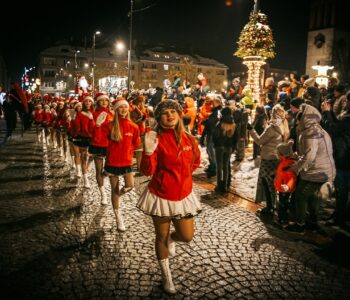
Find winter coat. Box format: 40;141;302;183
274;157;297;192
291;104;336;183
200;106;221;143
183;97;197;131
212;122;238;149
322;110;350;170
141;129;200;201
250;123;285;160
90;108;114;147
333;95;347;120
106;118;140;167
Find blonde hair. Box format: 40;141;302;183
221;123;236;137
110;111;130;142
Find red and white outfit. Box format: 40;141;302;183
88;108;114;155
137;129;202;218
104;118;141;172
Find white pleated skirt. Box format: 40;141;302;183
136;188;202;219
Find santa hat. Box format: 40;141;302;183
113;98;129;111
95;92;109;103
83;94;94;103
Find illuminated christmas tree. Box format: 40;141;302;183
234;11;275;59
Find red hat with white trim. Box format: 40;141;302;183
113;98;129;111
95;92;109;103
83;93;94;103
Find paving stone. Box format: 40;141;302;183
0;131;349;299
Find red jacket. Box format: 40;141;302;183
90;108;114;147
106;118;140;167
43;111;51;125
33;109;44;123
274;157;297;193
141;129;200;201
72;111;94;138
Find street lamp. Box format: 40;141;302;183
127;0;134;91
74;50;80;95
92;30;101;95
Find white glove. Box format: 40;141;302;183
144;130;158;155
280;184;289;192
96;111;107;126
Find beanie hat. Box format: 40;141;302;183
290;97;304;109
113;98;129;111
303;77;315;87
221;107;234;124
95;92;109;103
277;140;294;157
154;100;183;122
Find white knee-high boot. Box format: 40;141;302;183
83;173;90;188
99;186;108;205
159;258;176;294
76;165;82;178
114;208;126;231
167;233;176;257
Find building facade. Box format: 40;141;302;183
38;45;228;96
305;0;350;83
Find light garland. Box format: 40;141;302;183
243;56;266;103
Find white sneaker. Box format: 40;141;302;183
83;174;90;188
159;258;176;294
99;186;108;205
114;209;126;231
167;233;176;257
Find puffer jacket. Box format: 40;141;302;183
250;123;285;160
291;104;336;183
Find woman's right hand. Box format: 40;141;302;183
144;130;158;155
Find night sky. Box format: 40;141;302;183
2;0;310;82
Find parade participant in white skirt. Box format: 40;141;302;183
88;93;114;205
32;103;45;142
104;98;140;231
71;96;94;187
137;100;202;294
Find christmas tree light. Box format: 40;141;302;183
234;9;275;102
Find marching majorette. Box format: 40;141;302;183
71;95;94;187
88;92;114;205
32;103;45;142
137;100;202;294
104;98;140;231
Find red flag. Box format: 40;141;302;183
13;82;29;113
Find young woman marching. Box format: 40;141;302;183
71;96;94;187
42;104;51;145
88;93;114;205
32;103;45;142
136;100;202;294
49;102;58;148
104;98;140;231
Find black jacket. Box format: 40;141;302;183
322;110;350;170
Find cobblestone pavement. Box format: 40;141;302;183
1;131;350;299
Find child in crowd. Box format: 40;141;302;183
274;140;297;225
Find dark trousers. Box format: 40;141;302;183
295;179;323;224
215;146;233;189
206;135;216;172
253;142;261;159
334;169;350;223
278;192;291;223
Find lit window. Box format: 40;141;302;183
164;64;169;71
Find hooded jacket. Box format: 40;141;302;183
291;104;336;182
250;123;285;160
